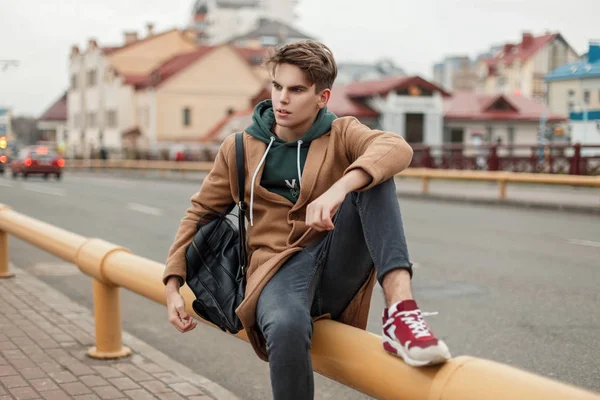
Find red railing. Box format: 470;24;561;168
409;143;600;175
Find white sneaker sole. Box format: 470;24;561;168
383;336;451;367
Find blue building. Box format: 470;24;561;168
546;41;600;147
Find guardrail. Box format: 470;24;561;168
1;204;598;400
65;160;600;201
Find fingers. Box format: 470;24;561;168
168;305;197;333
306;203;334;231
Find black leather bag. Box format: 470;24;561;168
184;132;247;334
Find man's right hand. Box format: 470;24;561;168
166;277;197;333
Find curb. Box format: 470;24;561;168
396;191;600;215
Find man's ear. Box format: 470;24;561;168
317;88;331;109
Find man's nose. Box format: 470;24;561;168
280;89;290;104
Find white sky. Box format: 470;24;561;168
0;0;598;116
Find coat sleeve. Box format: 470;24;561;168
162;135;236;285
338;117;414;191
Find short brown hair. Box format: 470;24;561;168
263;40;338;92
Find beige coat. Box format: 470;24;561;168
163;116;414;360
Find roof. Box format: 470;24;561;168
545;43;600;81
38;92;67;122
102;29;193;56
232;46;269;65
215;0;258;8
130;46;215;89
229;18;314;43
337;60;406;83
328;85;379;118
345;76;450;98
202;109;253;143
482;33;559;67
443;92;566;122
122;45;267;90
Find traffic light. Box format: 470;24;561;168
0;136;7;149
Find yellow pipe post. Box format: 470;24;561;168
75;238;132;359
422;176;430;194
498;179;507;200
88;278;131;359
0;205;14;279
0;230;14;279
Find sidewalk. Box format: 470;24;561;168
0;265;238;400
395;177;600;214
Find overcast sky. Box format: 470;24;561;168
1;0;598;116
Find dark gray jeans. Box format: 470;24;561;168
255;178;412;400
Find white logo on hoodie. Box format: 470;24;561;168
285;179;300;199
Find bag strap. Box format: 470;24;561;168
235;132;247;275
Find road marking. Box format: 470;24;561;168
0;181;12;188
567;239;600;248
127;202;163;216
24;185;66;197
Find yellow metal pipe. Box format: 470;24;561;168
0;206;87;262
422;176;430;194
88;278;131;359
1;206;599;399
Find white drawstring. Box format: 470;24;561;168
296;140;303;186
249;136;275;226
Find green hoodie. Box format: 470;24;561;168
245;100;337;203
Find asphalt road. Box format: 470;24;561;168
1;172;599;399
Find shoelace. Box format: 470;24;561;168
398;310;438;339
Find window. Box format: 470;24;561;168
583;90;590;105
485;126;493;143
87;112;97;128
183;107;191;127
87;70;97;87
73;113;80;129
507;126;515;144
71;74;78;90
105;110;117;128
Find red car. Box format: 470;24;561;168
10;146;64;180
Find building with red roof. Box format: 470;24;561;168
474;31;579;101
37;92;67;146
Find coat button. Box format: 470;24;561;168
290;212;298;221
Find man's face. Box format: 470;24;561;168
271;63;329;130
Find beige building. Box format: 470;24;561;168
433;56;477;92
476;32;579;102
66;25;266;157
67;26;197;157
133;45;264;150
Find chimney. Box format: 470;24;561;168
71;45;80;57
88;38;98;49
146;23;155;37
503;43;515;54
522;32;534;48
123;31;139;45
589;41;600;64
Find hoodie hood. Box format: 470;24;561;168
244;100;337;226
246;100;337;146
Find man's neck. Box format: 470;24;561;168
273;115;318;143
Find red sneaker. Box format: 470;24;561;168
382;299;451;367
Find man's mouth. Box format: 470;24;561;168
276;109;291;115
